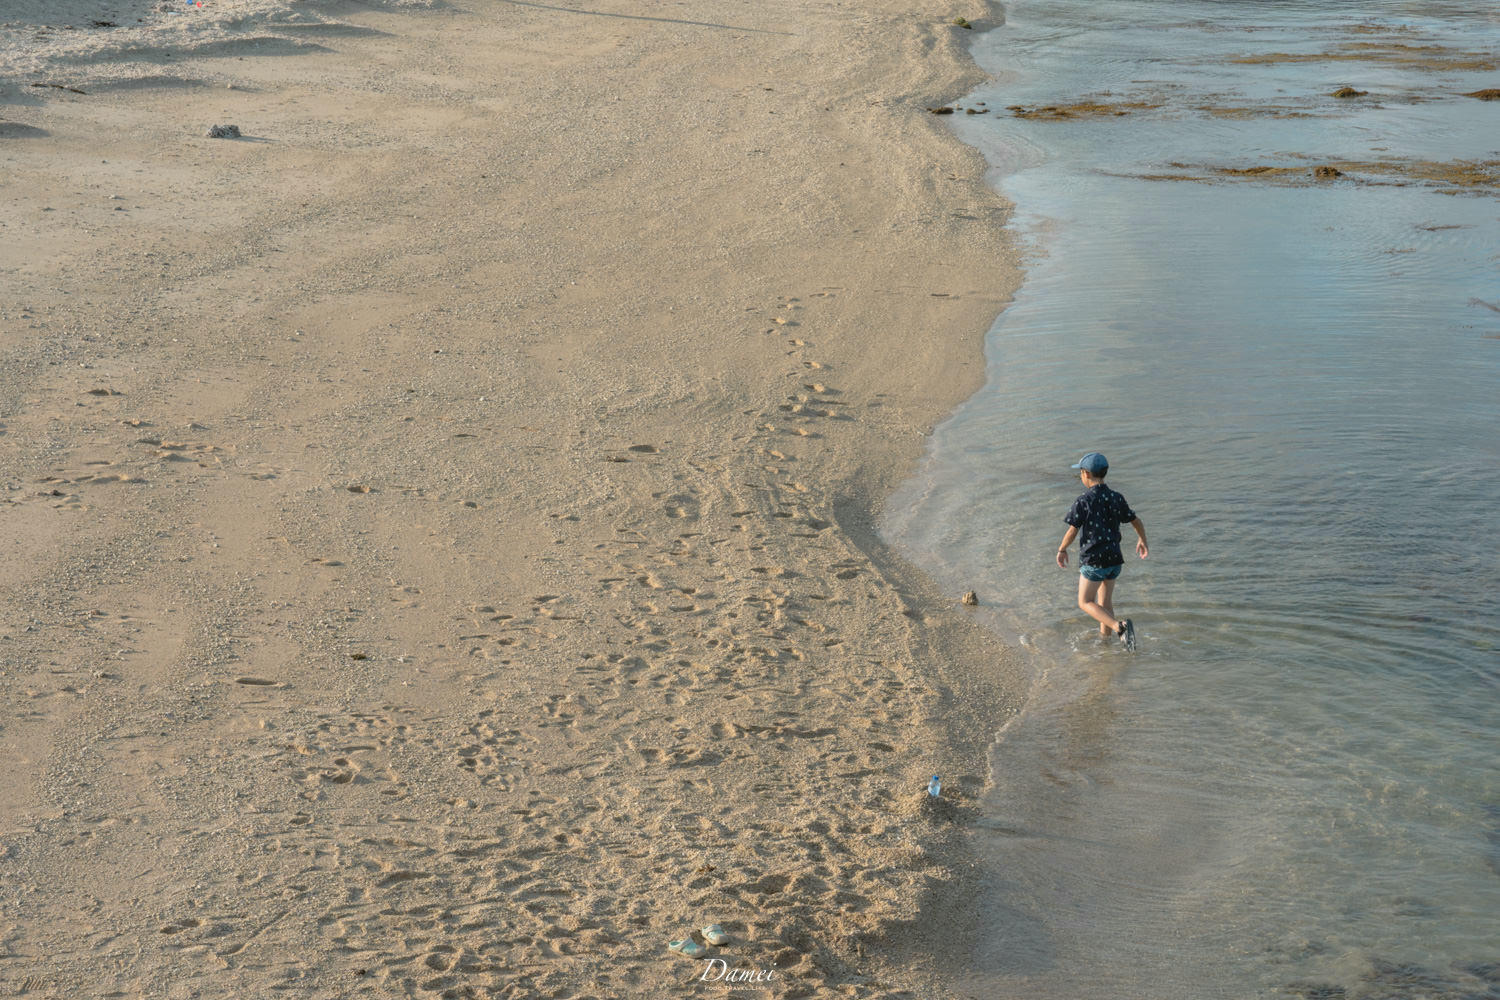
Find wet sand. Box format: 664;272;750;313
0;0;1024;996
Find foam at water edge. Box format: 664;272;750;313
0;0;439;92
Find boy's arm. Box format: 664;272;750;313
1130;517;1148;559
1056;525;1079;568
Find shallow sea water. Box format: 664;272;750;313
882;1;1500;996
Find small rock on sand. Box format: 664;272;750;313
207;124;242;139
961;591;978;606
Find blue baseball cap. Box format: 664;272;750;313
1071;452;1108;474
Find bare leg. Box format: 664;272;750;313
1098;578;1117;636
1077;575;1121;634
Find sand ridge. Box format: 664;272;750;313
1;0;1023;996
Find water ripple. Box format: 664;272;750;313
888;0;1500;996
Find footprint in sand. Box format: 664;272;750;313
158;918;201;935
660;493;700;520
456;717;523;787
741;873;791;895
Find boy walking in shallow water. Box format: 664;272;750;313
1056;452;1148;649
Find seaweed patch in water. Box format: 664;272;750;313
1289;958;1500;1000
1345;22;1422;35
1196;104;1319;119
1231;44;1496;72
1482;803;1500;876
1285;984;1346;1000
1006;101;1161;120
1120;157;1500;192
1359;959;1462;998
1465;961;1500;984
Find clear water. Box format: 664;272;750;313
882;1;1500;996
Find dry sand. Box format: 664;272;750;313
1;0;1025;996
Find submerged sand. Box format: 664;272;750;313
0;0;1023;996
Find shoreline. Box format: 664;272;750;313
856;2;1500;996
0;0;1025;995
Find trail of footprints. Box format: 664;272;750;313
455;713;532;788
276;711;416;801
6;417;298;513
228;765;925;998
525;288;930;798
147;289;942;998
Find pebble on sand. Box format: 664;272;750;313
207;124;242;138
961;591;978;606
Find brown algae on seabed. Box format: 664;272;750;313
1011;97;1442;122
1345;21;1423;35
1125;158;1500;191
1230;43;1497;72
1196;104;1319;119
1006;101;1161;119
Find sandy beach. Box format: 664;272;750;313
0;0;1024;995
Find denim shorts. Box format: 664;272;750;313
1080;563;1122;582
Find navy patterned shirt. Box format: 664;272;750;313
1064;484;1137;568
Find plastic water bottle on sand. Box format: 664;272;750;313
928;775;941;798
